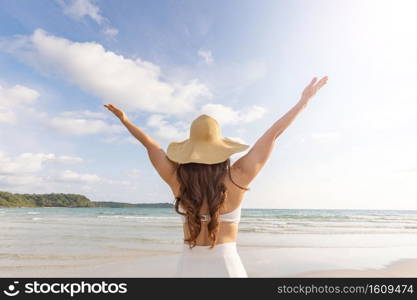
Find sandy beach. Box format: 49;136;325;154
292;259;417;278
3;246;417;278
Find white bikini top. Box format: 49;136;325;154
178;203;242;224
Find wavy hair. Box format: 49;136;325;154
174;158;249;249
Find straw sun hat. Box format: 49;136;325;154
166;114;250;164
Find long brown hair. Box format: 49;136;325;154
174;158;249;249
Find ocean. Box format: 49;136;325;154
1;207;417;277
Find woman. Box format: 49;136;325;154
104;76;328;277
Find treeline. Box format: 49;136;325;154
0;191;94;207
92;201;173;208
0;191;173;208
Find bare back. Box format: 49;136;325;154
170;165;249;246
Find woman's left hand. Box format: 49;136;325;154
104;104;127;122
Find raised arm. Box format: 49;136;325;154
104;104;178;186
232;76;328;186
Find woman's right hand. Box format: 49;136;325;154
300;76;328;104
104;104;127;122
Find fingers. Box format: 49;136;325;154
316;76;328;89
309;77;318;86
309;76;328;90
104;104;117;110
104;104;117;114
302;76;328;99
309;76;328;85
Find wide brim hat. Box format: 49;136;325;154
166;114;250;164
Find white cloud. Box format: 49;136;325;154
143;105;264;143
54;155;83;164
198;49;214;65
58;0;119;38
0;84;40;124
46;107;126;137
102;27;119;38
57;169;100;183
200;103;266;125
60;110;108;119
0;151;125;190
59;0;104;24
239;105;267;122
0;110;15;123
101;178;130;186
0;84;39;105
0;29;210;115
49;117;123;136
0;174;42;186
146;114;187;140
0;152;83;175
0;152;53;174
37;109;121;136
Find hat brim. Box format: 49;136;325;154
166;137;250;164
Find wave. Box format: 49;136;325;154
3;208;417;236
97;215;178;220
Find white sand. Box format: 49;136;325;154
3;246;417;278
291;259;417;278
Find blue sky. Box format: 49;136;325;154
0;0;416;209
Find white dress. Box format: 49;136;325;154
175;204;248;278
